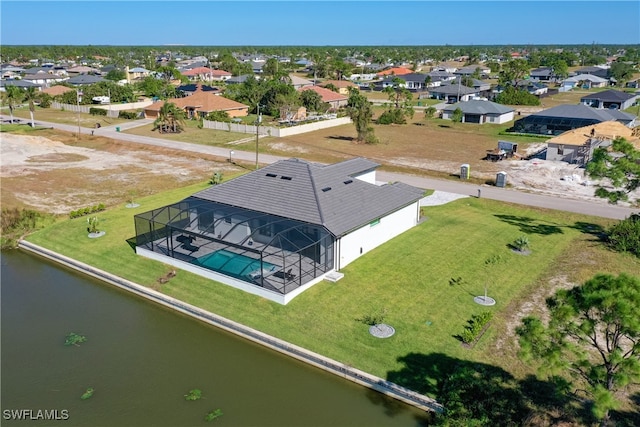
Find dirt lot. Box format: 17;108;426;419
1;130;238;214
1;116;634;215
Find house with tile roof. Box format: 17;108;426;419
134;157;424;304
376;67;414;77
580;89;638;111
442;100;515;124
297;86;348;109
41;85;75;97
144;85;249;119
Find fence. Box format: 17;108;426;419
51;101;119;118
203;116;352;137
18;240;443;414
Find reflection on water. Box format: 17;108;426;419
1;250;431;426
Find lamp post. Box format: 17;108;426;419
229;150;234;163
76;89;82;140
255;104;262;170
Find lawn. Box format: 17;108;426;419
24;183;640;396
10;105;131;128
124;119;249;145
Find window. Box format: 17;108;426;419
557;145;564;155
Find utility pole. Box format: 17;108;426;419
76;89;81;140
255;104;262;170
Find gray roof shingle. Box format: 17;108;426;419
443;100;514;115
580;89;635;102
193;158;424;237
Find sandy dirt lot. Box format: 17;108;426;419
0;131;634;215
1;133;237;214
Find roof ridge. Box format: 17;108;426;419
306;162;326;228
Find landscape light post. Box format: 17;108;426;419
229;150;234;163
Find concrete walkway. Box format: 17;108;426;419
4;115;636;220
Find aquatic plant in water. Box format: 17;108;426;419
184;389;203;401
64;332;87;346
81;388;94;400
205;409;223;422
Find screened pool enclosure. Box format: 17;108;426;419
134;197;335;295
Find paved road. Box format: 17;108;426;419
3;115;636;220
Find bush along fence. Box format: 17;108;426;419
18;240;443;415
51;102;119;118
69;204;106;219
460;311;493;346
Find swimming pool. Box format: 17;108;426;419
194;249;276;279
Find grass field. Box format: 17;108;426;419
23;183;640;395
10;105;131;128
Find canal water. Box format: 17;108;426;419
1;250;431;426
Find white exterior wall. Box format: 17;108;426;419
491;111;515;124
337;202;419;269
354;170;376;184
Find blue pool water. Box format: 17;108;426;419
194;249;275;278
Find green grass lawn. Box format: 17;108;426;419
124;119;249;145
24;180;640;397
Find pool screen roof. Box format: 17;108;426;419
193;158;424;237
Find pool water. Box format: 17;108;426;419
194;249;275;278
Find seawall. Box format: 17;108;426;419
18;240;443;414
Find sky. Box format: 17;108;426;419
1;1;639;46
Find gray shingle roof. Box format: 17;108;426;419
443;100;514;115
429;84;479;95
530;104;635;121
193;158;424;237
580;89;635;102
66;74;105;85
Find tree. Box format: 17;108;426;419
346;88;377;144
451;107;463;123
105;69;126;81
153;102;186;134
586;137;640;204
609;62;634;86
423;106;437;125
24;87;38;127
299;89;326;112
4;85;23;123
517;273;640;426
498;59;530;88
495;86;541;106
382;77;414;122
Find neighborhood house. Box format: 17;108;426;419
133;158;425;304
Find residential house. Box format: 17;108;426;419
21;71;67;88
511;104;637;136
442;100;515;124
580;89;638;110
289;75;315;89
66;74;105;86
133;157;425;304
41;85;75;97
529;67;556;81
144;85;249;119
561;74;608;90
225;74;254;85
376;67;414;77
493;80;548;97
297;86;348;109
182;67;215;82
318;79;358;95
545;121;637;165
66;65;100;75
126;67;151;82
377;73;430;92
428;82;483;103
453;65;490;77
210;69;232;81
176;84;222;96
574;66;609;79
0;79;42;91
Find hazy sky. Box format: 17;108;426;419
1;1;639;46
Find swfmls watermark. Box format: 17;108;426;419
3;409;69;421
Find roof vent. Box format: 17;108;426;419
343;179;353;184
265;173;277;178
280;176;292;181
321;187;332;192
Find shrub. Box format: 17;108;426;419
607;214;640;257
87;216;100;234
184;389;203;401
89;107;107;116
460;311;493;344
205;111;231;122
378;108;406;125
118;110;138;119
69;204;105;219
1;208;44;249
512;235;530;251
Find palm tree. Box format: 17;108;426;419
24;87;38;128
5;85;23;124
153;102;186;134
